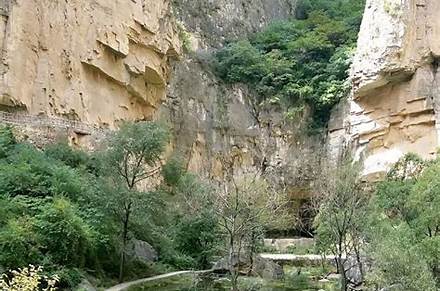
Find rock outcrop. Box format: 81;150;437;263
0;0;319;207
127;239;158;264
0;0;180;128
172;0;297;49
159;0;322;202
213;254;284;280
329;0;440;179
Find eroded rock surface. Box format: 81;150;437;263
329;0;440;179
159;0;322;202
0;0;180;127
172;0;297;49
0;0;320;204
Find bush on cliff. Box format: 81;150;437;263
214;0;365;131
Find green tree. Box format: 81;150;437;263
367;153;440;290
213;156;289;291
100;121;169;282
314;159;368;291
170;173;221;269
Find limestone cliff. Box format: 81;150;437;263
329;0;440;179
157;0;323;201
0;0;318;200
0;0;180;127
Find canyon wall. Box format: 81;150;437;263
329;0;440;180
0;0;180;128
158;0;323;200
0;0;317;199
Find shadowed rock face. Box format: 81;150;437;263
159;0;324;199
172;0;297;49
0;0;181;128
329;0;440;180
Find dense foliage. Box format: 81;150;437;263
366;154;440;290
0;125;222;288
214;0;365;130
0;128;103;287
314;153;440;290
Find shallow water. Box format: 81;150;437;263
129;266;338;291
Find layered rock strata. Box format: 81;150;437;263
0;0;180;128
329;0;440;179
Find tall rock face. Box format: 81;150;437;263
0;0;319;202
171;0;297;49
158;0;321;199
0;0;180;128
329;0;440;180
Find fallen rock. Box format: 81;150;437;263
126;239;158;264
327;273;341;280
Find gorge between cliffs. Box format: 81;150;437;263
0;0;439;291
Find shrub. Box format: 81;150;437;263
0;265;59;291
35;198;98;267
44;142;89;169
214;0;365;130
0;125;16;158
162;158;186;187
174;211;221;269
0;217;41;269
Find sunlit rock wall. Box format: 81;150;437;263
0;0;180;128
329;0;440;180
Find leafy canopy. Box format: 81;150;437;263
367;153;440;290
214;0;365;130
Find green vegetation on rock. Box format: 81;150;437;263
214;0;365;131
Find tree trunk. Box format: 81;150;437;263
118;207;131;283
336;256;348;291
228;236;239;291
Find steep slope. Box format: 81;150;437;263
329;0;440;179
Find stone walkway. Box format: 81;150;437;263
0;111;107;136
260;253;344;266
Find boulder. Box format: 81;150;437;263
327;273;341;280
126;239;158;264
344;254;369;285
213;254;284;280
75;279;97;291
252;255;284;280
